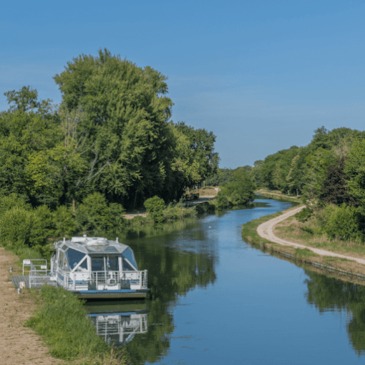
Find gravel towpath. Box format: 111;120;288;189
256;205;365;265
0;247;63;365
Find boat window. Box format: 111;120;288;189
92;257;105;271
106;256;118;270
122;258;136;271
58;251;68;269
122;248;138;270
67;249;87;270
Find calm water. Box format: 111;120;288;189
88;199;365;364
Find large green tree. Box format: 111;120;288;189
169;122;218;199
54;49;177;207
0;87;61;203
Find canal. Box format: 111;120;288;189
88;199;365;364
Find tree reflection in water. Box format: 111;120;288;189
92;219;218;364
305;270;365;354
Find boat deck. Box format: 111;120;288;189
11;275;148;299
11;275;56;289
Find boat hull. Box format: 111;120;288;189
74;289;149;300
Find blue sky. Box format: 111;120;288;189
1;0;365;167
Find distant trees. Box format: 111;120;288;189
216;167;255;209
251;126;365;242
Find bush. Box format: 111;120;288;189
163;203;196;221
0;206;34;249
52;205;79;238
214;168;255;210
76;192;125;234
144;196;165;223
296;207;313;222
321;204;364;242
0;205;56;256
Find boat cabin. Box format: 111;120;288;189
50;236;148;299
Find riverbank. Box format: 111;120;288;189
243;205;365;285
0;247;63;365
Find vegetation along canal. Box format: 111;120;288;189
89;198;365;365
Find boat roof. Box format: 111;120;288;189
55;236;130;255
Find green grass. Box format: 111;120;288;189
295;248;316;259
255;189;302;203
275;215;365;257
26;286;126;364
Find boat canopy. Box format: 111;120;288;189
55;236;139;271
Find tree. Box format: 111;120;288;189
25;143;88;207
170;122;218;198
54;49;176;207
5;86;40;113
144;196;165;223
345;138;365;207
216;167;255;209
76;192;125;234
0;88;61;201
320;204;363;242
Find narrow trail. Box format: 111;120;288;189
0;247;63;365
256;205;365;266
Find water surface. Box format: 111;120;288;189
90;199;365;364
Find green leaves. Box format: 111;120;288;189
54;50;177;207
144;196;165;223
216;168;255;209
252;127;365;242
170;122;218;191
76;192;125;234
319;204;363;242
0;51;219;211
345;138;365;207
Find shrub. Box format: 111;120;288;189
76;192;125;234
321;204;364;242
52;205;79;238
0;206;34;249
144;196;165;223
296;207;313;222
163;203;196;221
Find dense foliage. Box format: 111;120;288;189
251;126;365;242
215;167;255;209
0;50;218;252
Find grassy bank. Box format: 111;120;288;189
255;188;301;203
26;286;127;364
242;211;365;285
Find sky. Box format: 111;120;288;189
1;0;365;168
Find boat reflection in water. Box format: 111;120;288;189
86;301;148;346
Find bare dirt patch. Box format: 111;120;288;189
0;247;63;365
123;212;147;220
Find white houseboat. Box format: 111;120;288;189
49;236;148;299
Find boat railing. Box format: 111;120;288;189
22;259;51;288
95;313;148;335
121;270;148;290
54;269;148;291
92;270;148;290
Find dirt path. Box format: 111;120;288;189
256;205;365;265
0;248;63;365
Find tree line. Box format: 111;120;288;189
0;49;218;253
251;126;365;242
